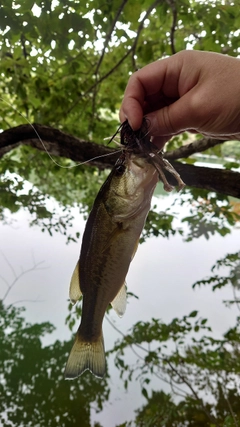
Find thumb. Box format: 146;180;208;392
147;96;194;137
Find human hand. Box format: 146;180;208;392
119;50;240;148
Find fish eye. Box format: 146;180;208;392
115;164;126;175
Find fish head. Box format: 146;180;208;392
104;152;158;220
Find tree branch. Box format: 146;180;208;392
219;376;238;427
65;0;163;115
167;161;240;198
166;136;226;160
167;361;221;427
105;315;188;399
90;0;129;127
130;0;163;70
1;254;46;302
0;123;120;169
0;124;240;198
94;0;129;77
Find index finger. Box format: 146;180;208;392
119;57;175;130
119;73;146;129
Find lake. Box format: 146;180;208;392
0;175;240;426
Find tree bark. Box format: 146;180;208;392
0;124;239;198
0;123;119;169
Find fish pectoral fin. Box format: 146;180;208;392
111;282;127;317
64;331;106;379
69;262;82;305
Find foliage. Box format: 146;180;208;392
0;300;108;427
193;251;240;308
179;188;240;241
140;206;180;242
111;313;240;426
0;0;239;138
110;251;240;426
222;141;240;160
0;146;109;242
133;388;240;427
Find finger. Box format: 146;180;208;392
146;93;198;136
120;59;171;130
119;96;144;129
119;73;146;129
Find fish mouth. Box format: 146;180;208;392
120;119;185;192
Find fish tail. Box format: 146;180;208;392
64;330;106;379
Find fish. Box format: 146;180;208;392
64;120;185;379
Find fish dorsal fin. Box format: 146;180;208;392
69;262;82;305
111;282;127;317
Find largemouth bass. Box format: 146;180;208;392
65;121;185;379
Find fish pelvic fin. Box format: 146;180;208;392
64;331;106;379
69;262;82;305
111;282;127;317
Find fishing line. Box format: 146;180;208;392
0;97;122;169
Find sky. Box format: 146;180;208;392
1;188;240;426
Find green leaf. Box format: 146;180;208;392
224;161;240;170
142;387;149;399
189;310;198;318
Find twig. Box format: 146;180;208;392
1;250;17;279
0;253;47;302
11;297;45;305
131;54;138;72
64;47;132;116
90;0;129;129
129;0;163;67
20;34;28;58
95;0;129;77
167;361;221;427
105;315;188;398
167;0;177;54
106;314;158;356
0;274;9;288
219;377;238;427
232;286;240;312
65;0;163;116
50;51;95;80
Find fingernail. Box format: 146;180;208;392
128;118;134;129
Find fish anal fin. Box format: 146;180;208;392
111;283;127;317
64;331;106;379
69;262;82;305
